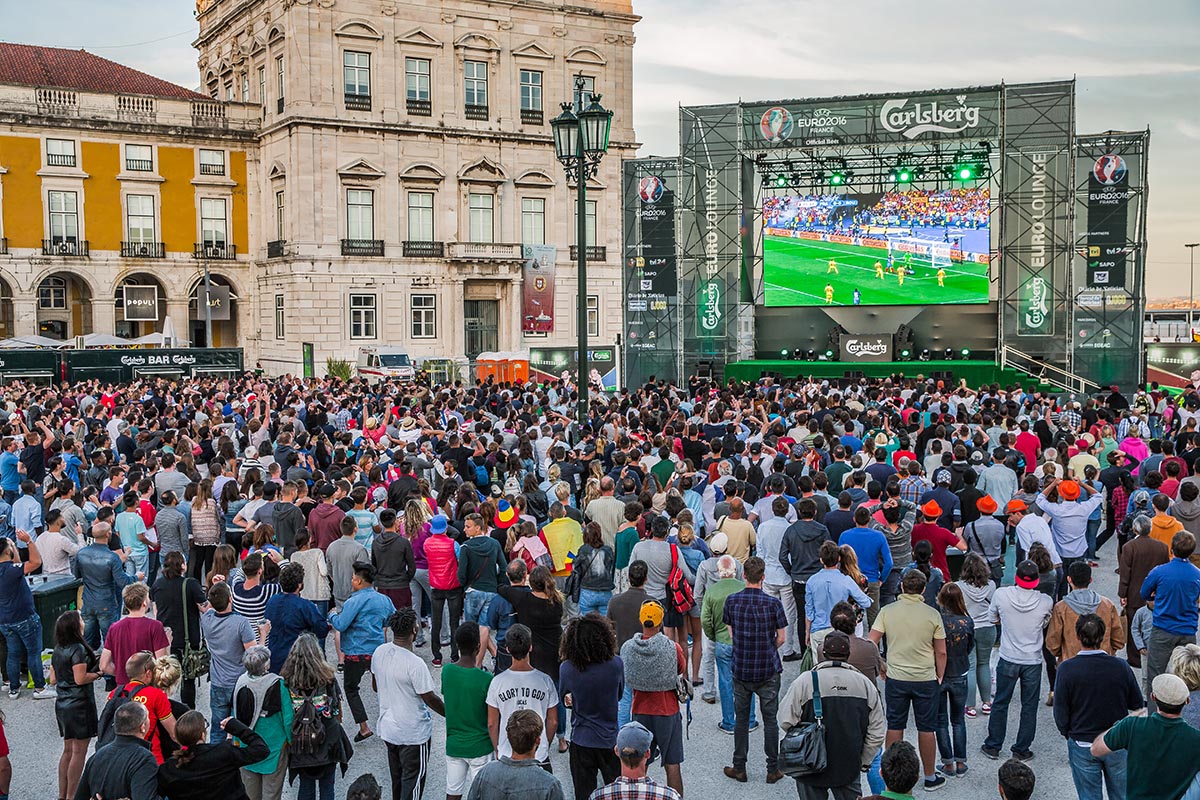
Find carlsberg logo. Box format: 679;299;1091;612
700;282;722;333
846;339;889;357
880;95;981;139
1025;277;1049;330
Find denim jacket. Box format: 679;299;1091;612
327;586;395;656
73;543;133;610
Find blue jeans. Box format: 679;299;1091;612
578;589;612;617
297;764;335;800
125;550;148;580
1066;739;1126;800
209;684;236;743
0;615;44;692
463;589;495;624
618;682;633;729
867;749;884;794
313;600;330;651
713;641;756;730
1085;518;1101;559
82;604;118;651
936;674;968;763
967;625;997;707
983;659;1041;755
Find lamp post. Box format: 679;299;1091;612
1188;243;1200;334
551;75;612;425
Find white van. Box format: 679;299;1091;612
357;346;416;382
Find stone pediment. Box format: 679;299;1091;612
512;41;554;61
268;161;287;180
335;20;383;40
514;169;556;188
454;32;501;53
337;158;386;180
566;46;606;65
459;157;507;184
399;163;446;184
397;28;443;48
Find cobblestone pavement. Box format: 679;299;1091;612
9;544;1111;799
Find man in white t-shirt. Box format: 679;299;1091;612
485;623;558;765
1007;498;1062;567
372;607;445;799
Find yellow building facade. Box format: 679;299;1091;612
0;45;258;347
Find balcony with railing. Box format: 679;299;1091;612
521;109;544;126
402;241;445;258
569;245;607;262
46;152;76;167
406;98;431;116
194;242;236;260
464;104;488;121
446;242;522;261
199;161;226;176
121;241;165;258
125;158;153;172
43;239;89;257
267;240;286;258
341;239;384;257
0;84;260;131
345;94;372;111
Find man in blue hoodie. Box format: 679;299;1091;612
329;561;397;742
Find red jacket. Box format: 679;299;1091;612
425;533;460;590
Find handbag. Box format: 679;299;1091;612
666;544;695;614
563;548;591;604
180;579;211;681
778;669;828;778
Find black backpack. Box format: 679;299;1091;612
96;683;151;749
290;692;327;756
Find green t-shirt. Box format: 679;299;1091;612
651;458;676;488
1104;713;1200;800
870;594;945;682
442;662;494;759
614;525;640;570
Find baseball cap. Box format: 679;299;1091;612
1059;480;1081;501
933;468;952;485
371;487;387;504
1132;490;1151;507
708;532;729;555
639;600;665;629
823;631;851;661
615;722;654;757
970;451;984;464
1153;673;1191;707
1015;560;1040;589
921;500;942;518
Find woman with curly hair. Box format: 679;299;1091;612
558;613;622;800
281;634;352;800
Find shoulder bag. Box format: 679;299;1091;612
778;669;828;777
180;578;211;681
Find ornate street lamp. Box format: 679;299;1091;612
550;75;612;423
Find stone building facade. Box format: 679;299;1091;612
195;0;638;373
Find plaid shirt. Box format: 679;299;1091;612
898;475;930;507
721;586;788;683
1059;409;1082;431
588;776;681;800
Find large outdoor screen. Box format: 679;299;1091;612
762;188;991;307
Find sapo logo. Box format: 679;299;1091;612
880;95;982;139
1025;276;1049;330
845;339;889;357
699;282;722;332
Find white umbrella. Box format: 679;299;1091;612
0;335;68;349
80;333;136;348
161;315;179;348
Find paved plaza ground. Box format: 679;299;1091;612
7;543;1112;799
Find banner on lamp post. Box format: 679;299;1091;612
522;244;557;333
199;284;231;321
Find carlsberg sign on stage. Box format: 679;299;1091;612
880;95;983;139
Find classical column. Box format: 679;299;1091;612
90;298;116;336
12;299;37;337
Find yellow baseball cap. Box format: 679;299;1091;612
639;600;665;629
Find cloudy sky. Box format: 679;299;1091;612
6;0;1199;298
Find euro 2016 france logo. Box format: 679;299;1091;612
760;107;793;142
1092;154;1127;185
637;175;665;203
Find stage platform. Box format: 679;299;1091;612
723;359;1053;389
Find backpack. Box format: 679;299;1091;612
666;544;695;614
290;692;328;756
469;457;490;489
96;683;152;749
